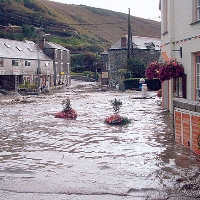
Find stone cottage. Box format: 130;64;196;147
108;35;161;86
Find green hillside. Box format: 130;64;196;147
0;0;161;53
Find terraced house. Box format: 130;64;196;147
160;0;200;155
0;38;71;91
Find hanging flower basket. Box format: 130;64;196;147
145;61;160;80
158;59;184;82
146;59;185;82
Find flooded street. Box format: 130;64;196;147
0;80;199;200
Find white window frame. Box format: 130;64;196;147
61;50;63;59
55;49;58;59
12;60;19;66
25;60;31;66
0;59;4;67
106;62;110;70
196;56;200;100
197;0;200;21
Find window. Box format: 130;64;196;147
27;47;33;52
45;61;49;67
0;59;4;67
173;75;186;99
55;49;58;59
12;60;19;66
25;60;31;66
197;56;200;100
61;50;63;59
4;43;10;48
16;46;22;51
106;62;110;70
198;0;200;21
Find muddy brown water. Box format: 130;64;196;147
0;80;199;200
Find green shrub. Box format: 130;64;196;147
27;84;38;89
19;84;26;88
82;71;94;77
19;84;37;89
71;66;87;73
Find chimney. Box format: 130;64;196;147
121;35;127;48
39;38;46;50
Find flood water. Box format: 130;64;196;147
0;80;199;200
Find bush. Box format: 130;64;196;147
82;71;94;77
71;66;87;73
123;78;161;91
27;84;37;89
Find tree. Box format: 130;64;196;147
71;52;98;72
22;24;36;38
126;57;146;78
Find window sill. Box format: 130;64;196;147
190;20;200;25
161;31;168;36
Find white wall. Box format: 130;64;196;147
161;0;200;103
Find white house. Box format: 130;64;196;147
160;0;200;112
160;0;200;155
0;38;53;91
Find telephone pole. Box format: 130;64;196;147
127;8;131;59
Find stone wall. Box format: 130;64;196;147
108;48;160;86
174;98;200;112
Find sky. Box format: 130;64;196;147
49;0;161;21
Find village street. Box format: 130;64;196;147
0;80;199;200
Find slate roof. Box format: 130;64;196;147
45;41;69;51
0;38;52;60
110;36;161;51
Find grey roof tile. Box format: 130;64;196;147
0;38;52;61
45;41;69;51
110;36;161;50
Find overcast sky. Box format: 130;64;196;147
49;0;161;21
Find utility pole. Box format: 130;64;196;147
127;8;131;60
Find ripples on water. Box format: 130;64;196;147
0;87;199;199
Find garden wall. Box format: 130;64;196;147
173;98;200;155
123;78;161;91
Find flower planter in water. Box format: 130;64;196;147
54;109;77;119
105;115;130;125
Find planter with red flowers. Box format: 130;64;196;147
105;98;130;125
54;97;77;119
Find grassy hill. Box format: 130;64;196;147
0;0;161;52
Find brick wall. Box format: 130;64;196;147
174;98;200;155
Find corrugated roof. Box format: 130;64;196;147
110;36;161;51
0;38;52;60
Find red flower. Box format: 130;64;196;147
145;61;160;80
105;115;123;124
146;59;184;82
55;109;77;118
